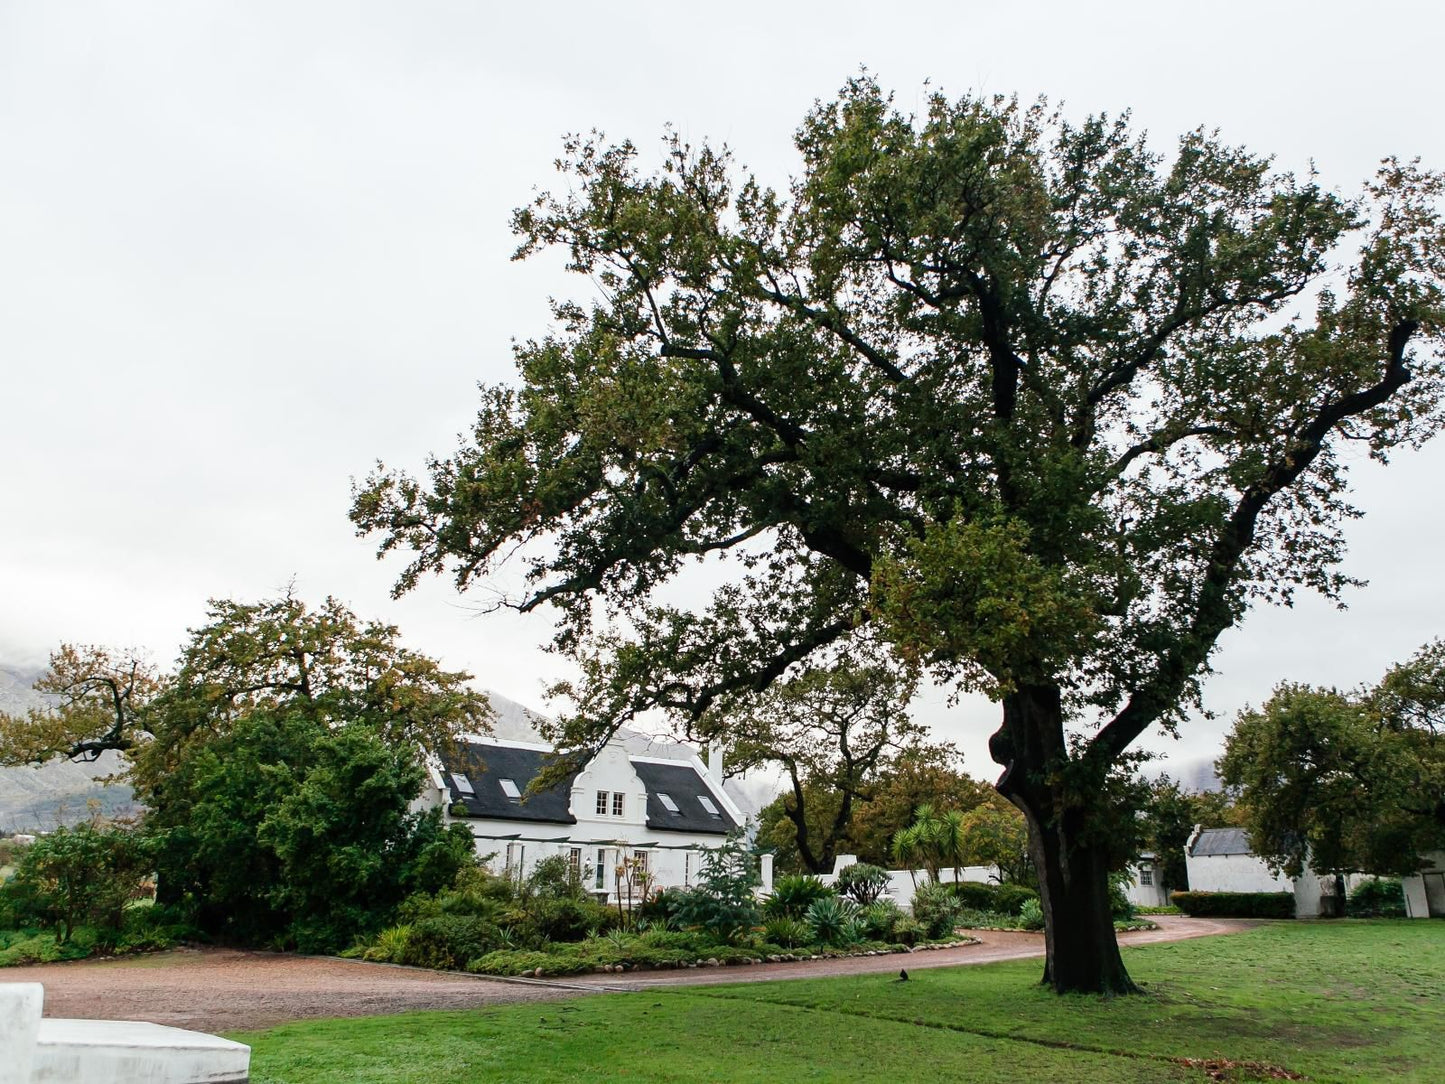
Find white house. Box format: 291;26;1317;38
419;735;751;902
1183;826;1356;917
1124;852;1170;908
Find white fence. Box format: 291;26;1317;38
817;855;1000;911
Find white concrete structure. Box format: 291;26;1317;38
1123;852;1170;908
1;984;249;1084
420;736;757;902
1401;850;1445;918
821;854;999;911
1184;826;1362;917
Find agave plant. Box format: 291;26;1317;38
805;896;859;947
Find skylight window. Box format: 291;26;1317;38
697;795;721;817
499;778;521;801
658;793;680;814
451;773;475;795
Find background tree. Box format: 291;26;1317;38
957;796;1035;885
0;820;155;943
722;649;921;873
352;79;1445;992
1220;644;1445;905
1;595;490;952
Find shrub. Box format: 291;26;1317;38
1;822;156;943
399;914;503;970
910;881;960;939
1018;899;1045;930
859;899;904;941
1348;878;1406;918
639;886;689;929
1108;872;1135;919
1170;891;1295;918
805;896;859;946
890;914;925;946
763;917;811;948
764;875;833;918
522;897;609;943
675;833;760;943
950;881;1000;911
992;884;1039;916
362;924;413;962
835;864;891;906
522;855;587;901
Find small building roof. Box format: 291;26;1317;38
440;741;578;825
1190;827;1253;857
631;759;739;835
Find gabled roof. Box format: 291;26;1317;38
440;741;578;825
1190;827;1253;857
631;759;738;835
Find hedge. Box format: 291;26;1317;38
1170;890;1295;918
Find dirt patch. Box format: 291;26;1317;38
3;947;582;1031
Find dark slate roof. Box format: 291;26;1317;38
439;742;577;825
1191;827;1253;857
631;759;738;835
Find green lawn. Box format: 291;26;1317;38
235;920;1443;1083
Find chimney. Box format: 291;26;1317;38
706;740;724;789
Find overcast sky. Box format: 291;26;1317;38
3;0;1442;784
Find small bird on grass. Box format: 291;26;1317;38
894;969;909;982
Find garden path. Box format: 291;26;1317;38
4;915;1253;1032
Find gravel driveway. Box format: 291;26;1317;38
4;915;1251;1032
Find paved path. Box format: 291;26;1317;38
4;915;1252;1032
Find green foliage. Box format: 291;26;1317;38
675;832;760;944
638;886;688;928
1108;871;1135;920
1348;878;1407;917
1017;898;1045;930
1170;891;1296;918
858;898;904;941
909;880;961;939
949;880;1040;916
0;820;156;943
834;863;890;905
761;917;810;948
1137;776;1240;891
1222;643;1445;883
398;914;504;970
803;895;861;947
764;874;834;918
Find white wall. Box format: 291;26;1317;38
821;855;998;912
1401;850;1445;919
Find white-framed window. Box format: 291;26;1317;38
569;847;582;880
505;841;525;875
612;791;625;817
697;795;721;817
658;792;680;814
499;778;521;801
1139;867;1153;886
450;772;474;795
595;848;607;890
596;790;609;815
683;850;693;886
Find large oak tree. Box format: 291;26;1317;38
352;79;1445;993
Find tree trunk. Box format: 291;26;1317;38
990;683;1140;996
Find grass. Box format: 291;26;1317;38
234;920;1442;1083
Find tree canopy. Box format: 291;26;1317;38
352;78;1445;992
0;595;491;951
1219;641;1445;883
